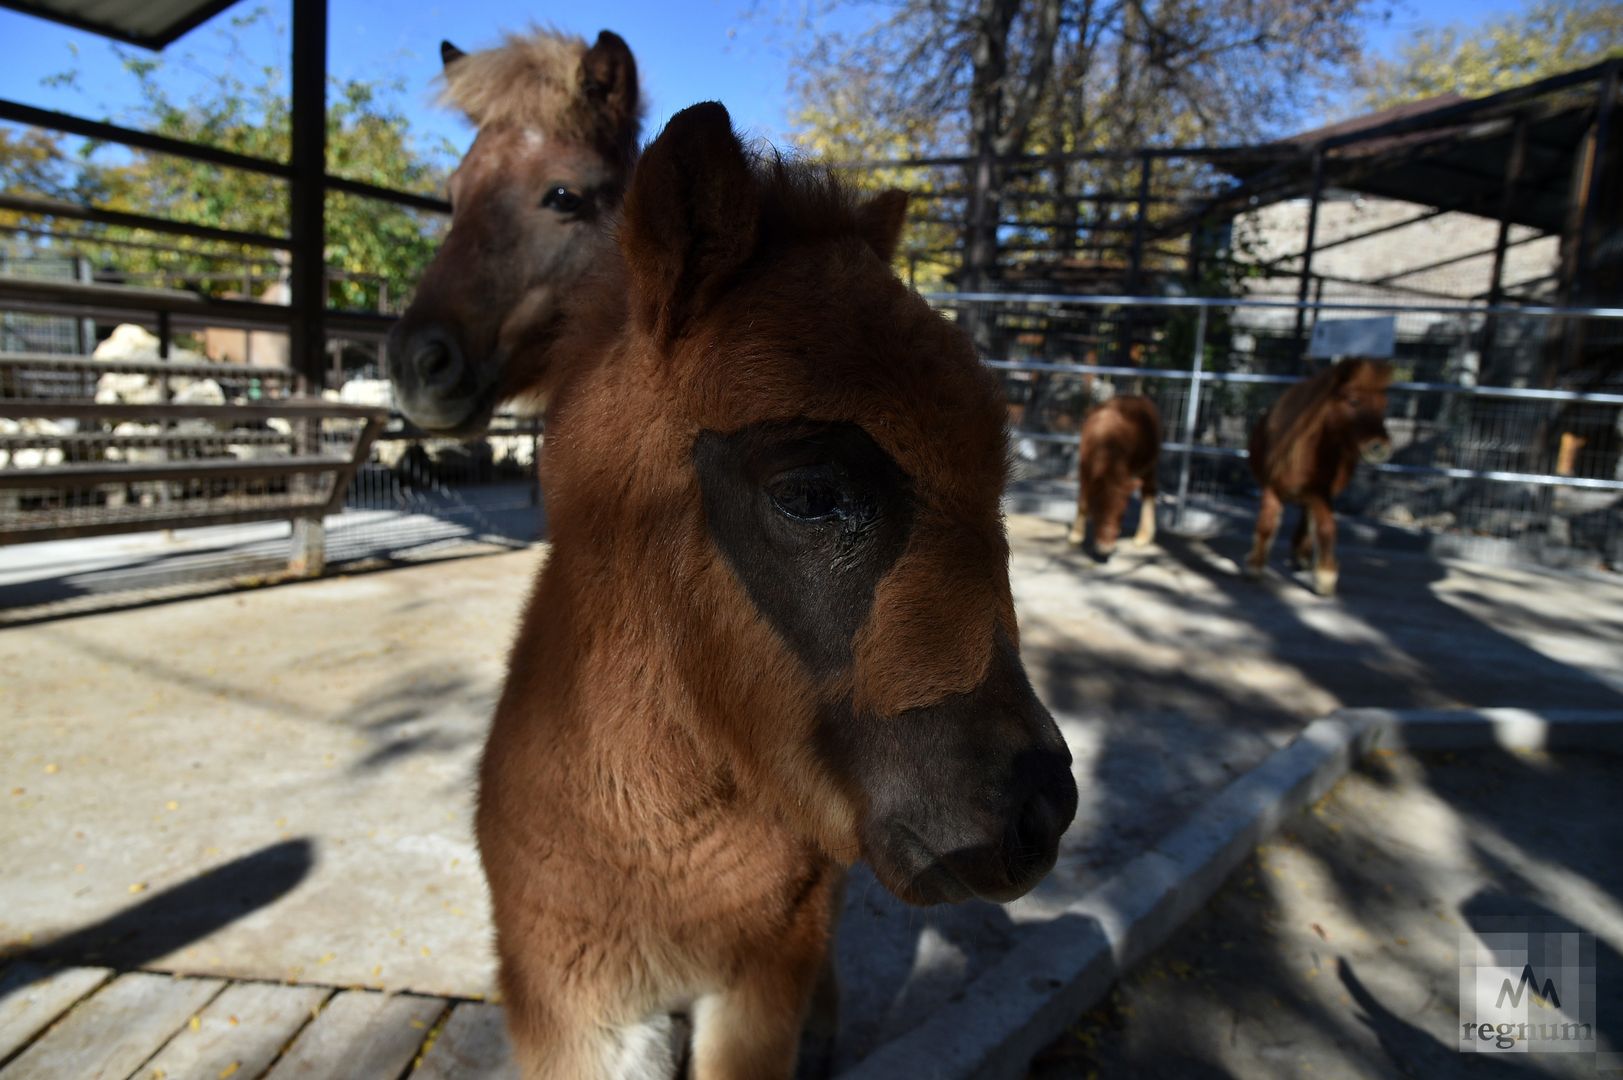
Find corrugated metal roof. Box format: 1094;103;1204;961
0;0;242;49
1203;70;1618;237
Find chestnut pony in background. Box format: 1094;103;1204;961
1245;358;1394;596
1067;395;1162;558
475;104;1078;1079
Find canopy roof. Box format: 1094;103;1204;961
1185;62;1620;238
0;0;240;49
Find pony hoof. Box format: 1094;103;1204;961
1066;528;1084;547
1242;561;1264;580
1313;570;1339;596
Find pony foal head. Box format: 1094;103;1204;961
588;103;1077;905
1334;358;1394;465
390;28;640;434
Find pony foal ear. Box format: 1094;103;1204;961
622;101;759;339
858;189;909;262
440;40;466;70
579;31;639;124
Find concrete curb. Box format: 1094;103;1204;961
837;707;1623;1080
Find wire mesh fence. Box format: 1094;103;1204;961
956;294;1623;569
5;282;1621;611
0;246;92;355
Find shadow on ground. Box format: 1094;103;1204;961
1;839;314;994
843;511;1622;1067
1028;749;1623;1079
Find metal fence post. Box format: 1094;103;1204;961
1173;304;1208;532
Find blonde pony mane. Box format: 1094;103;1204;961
438;27;592;137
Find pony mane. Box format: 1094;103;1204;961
748;152;904;261
756;155;865;241
439;27;640;155
1263;362;1349;483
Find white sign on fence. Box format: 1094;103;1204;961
1307;316;1397;359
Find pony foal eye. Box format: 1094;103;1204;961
541;186;584;214
769;467;845;522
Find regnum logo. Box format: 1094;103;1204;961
1459;918;1596;1055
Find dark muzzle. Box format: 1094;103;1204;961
388;322;495;436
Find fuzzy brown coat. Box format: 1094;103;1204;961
1244;358;1393;596
1067;395;1162;555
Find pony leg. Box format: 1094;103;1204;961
1133;474;1157;547
691;925;831;1080
1067;481;1089;546
796;871;843;1080
1307;495;1339;596
1244;488;1282;578
795;941;840;1079
503;1005;633;1080
503;1000;686;1080
1290;507;1312;569
496;945;683;1080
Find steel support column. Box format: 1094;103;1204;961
1116;153;1153;367
1482;114;1530;363
1292;146;1327;351
289;0;327;392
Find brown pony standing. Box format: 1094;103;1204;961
389;27;640;435
1067;395;1162;557
474;104;1077;1079
1244;358;1394;595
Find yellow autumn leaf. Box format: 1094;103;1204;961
218;1064;239;1078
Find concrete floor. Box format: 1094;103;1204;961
3;510;1621;1067
1028;749;1623;1079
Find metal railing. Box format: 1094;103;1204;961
946;292;1623;566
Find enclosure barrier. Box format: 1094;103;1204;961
933;292;1623;565
0;275;387;576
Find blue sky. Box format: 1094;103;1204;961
0;0;1527;168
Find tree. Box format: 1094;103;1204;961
0;127;74;202
1361;0;1623;109
3;8;449;312
790;66;961;288
792;0;1375;294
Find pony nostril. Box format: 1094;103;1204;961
412;339;462;392
1004;792;1061;883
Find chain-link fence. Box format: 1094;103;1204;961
0;245;93;355
953;293;1623;570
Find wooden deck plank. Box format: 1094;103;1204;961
262;990;444;1080
139;982;330;1080
408;1003;517;1080
0;972;223;1080
0;965;113;1065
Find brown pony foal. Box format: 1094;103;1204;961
1244;358;1393;595
1067;395;1162;557
390;27;640;435
478;103;1078;1078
